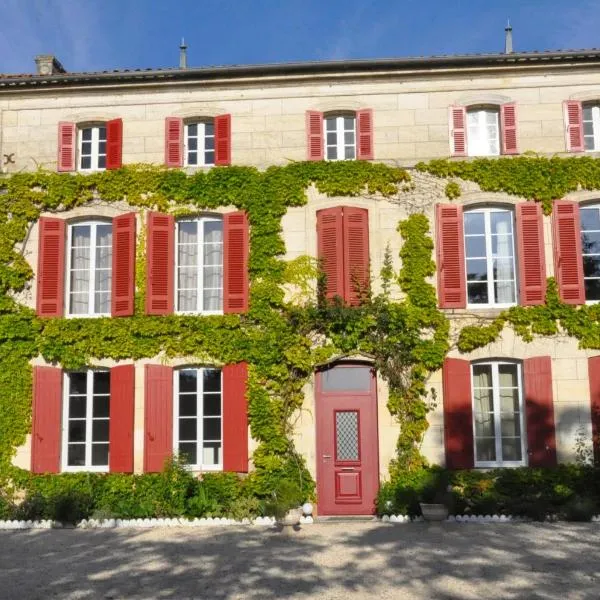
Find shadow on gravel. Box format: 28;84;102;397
0;522;598;599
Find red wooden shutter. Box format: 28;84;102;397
31;366;62;474
442;358;474;469
317;207;345;302
214;114;231;166
552;200;585;304
435;204;466;308
106;118;123;170
144;364;173;473
516;202;546;305
588;356;600;464
165;117;183;167
146;212;174;315
36;217;66;318
500;103;518;155
356;109;374;160
222;362;249;473
306;111;324;161
57;122;76;172
223;211;249;313
563;100;584;152
342;207;370;305
524;356;557;467
449;106;467;156
109;364;135;473
111;212;136;317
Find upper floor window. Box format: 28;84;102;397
580;204;600;301
185;121;215;166
62;370;110;471
325;114;356;161
79;125;106;171
583;103;600;152
174;368;222;469
67;220;112;316
464;207;517;307
176;216;223;313
472;361;525;467
467;107;499;157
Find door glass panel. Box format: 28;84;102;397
322;366;371;392
336;411;359;461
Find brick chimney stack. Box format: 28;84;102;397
34;55;66;75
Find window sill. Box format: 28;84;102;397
474;462;527;469
61;466;109;473
444;307;509;319
175;311;223;316
183;465;222;473
65;313;111;319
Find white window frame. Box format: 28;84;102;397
175;216;223;315
583;104;600;152
324;114;356;161
66;219;112;318
464;206;518;309
466;107;500;157
173;367;223;471
184;121;215;167
61;370;110;473
471;361;527;468
579;203;600;303
78;124;106;172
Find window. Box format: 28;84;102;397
325;114;356;161
185;121;215;166
583;104;600;152
464;207;517;307
471;361;525;467
580;204;600;301
174;368;222;469
176;217;223;313
467;108;500;157
62;370;110;471
67;220;112;316
79;125;106;171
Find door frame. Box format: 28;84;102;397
315;362;380;516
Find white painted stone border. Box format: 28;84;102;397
382;514;600;523
0;515;315;530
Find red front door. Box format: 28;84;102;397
316;364;379;515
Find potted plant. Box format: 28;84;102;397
265;480;303;531
419;470;452;522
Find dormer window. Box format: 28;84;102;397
79;125;107;171
185;121;215;166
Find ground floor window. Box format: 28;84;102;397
62;370;110;471
471;361;526;467
174;368;222;469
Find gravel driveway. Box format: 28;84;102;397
0;521;599;599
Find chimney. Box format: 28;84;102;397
504;20;513;54
34;55;66;75
179;38;188;69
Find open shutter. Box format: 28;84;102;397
214;114;231;166
436;204;466;308
588;356;600;464
449;106;467;156
223;211;249;313
144;365;173;473
222;363;249;472
524;356;557;467
57;122;76;172
356;109;374;160
317;207;345;302
111;212;136;317
563;100;584;152
106;118;123;170
31;366;62;474
516;202;546;305
146;212;174;315
36;217;66;318
306;111;324;161
109;364;135;473
342;207;370;305
442;358;474;469
165;117;183;167
552;200;585;304
500;103;518;155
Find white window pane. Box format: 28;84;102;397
498;364;518;388
95;246;112;270
203;443;221;466
491;212;512;234
501;414;521;437
178;290;197;312
96;224;112;246
203;266;222;289
178;267;198;289
71;247;90;270
204;244;223;266
500;389;520;412
95;269;112;293
204;221;223;244
465;236;486;258
70;269;90;293
464;212;485;235
95;292;110;314
72;225;91;246
203;290;222;311
70;293;89;314
474;388;494;413
472;364;492;388
492;235;514;257
178;221;198;244
475;414;495;438
178;244;198;267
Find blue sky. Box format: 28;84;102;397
1;0;599;73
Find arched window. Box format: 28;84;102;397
471;360;525;467
466;106;500;157
464;206;517;307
